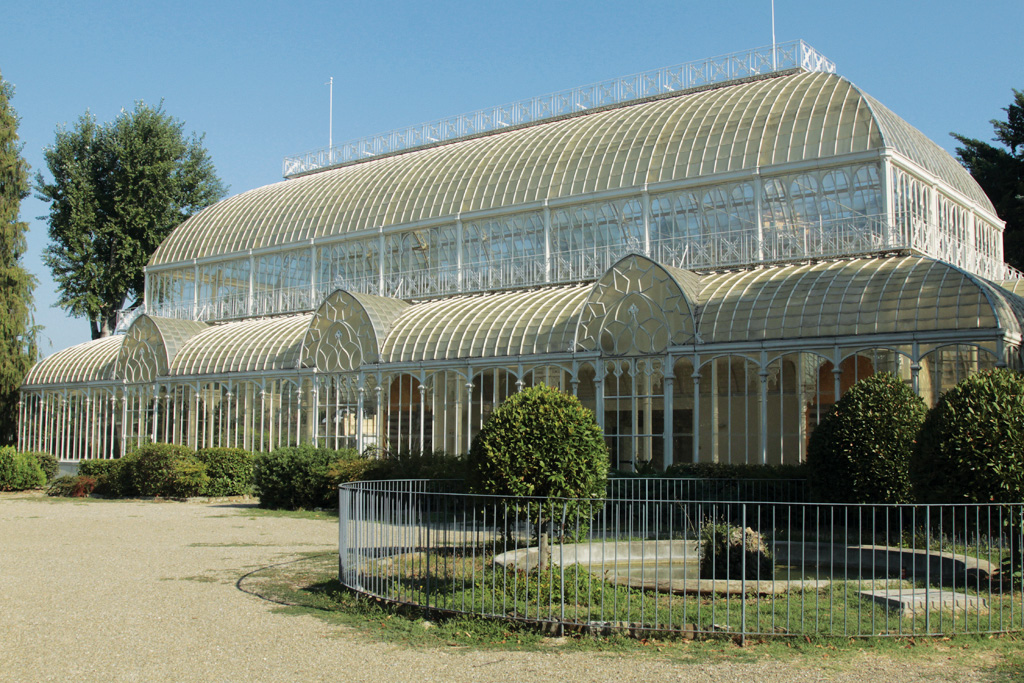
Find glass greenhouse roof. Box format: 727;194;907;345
382;285;592;363
150;71;994;268
114;315;209;382
283;40;836;177
300;290;410;370
698;257;1024;343
23;336;123;386
169;315;313;376
24;255;1024;387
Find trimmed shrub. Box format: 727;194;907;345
661;462;807;481
468;384;609;542
374;447;466;480
78;459;116;478
126;443;209;498
327;457;391;485
78;458;132;497
806;372;925;504
699;521;774;580
253;445;360;510
659;462;808;502
912;369;1024;504
47;475;97;497
468;384;609;501
0;446;46;491
23;451;58;482
195;447;254;496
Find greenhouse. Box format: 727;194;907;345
18;41;1023;469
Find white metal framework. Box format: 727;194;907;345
282;40;836;178
21;46;1024;467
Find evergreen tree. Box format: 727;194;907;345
952;89;1024;269
35;102;226;339
0;72;38;445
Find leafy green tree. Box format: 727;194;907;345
0;72;38;445
35;102;226;338
912;368;1024;504
952;89;1024;269
468;384;609;556
468;384;610;503
806;372;926;504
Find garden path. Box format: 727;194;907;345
0;494;1002;682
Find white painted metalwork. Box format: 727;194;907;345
22;336;123;386
142;67;1011;323
283;40;835;178
21;44;1024;464
23;253;1024;462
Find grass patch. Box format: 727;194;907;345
169;574;221;583
231;506;338;522
994;649;1024;683
240;551;1024;672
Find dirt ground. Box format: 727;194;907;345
0;493;1011;682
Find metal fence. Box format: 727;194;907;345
339;479;1024;640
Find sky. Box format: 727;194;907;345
2;0;1023;358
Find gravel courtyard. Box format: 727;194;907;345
0;494;1008;682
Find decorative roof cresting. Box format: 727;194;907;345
282;40;835;178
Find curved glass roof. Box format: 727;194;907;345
169;315;312;376
698;257;1024;343
864;92;989;207
22;336;124;387
382;285;590;363
22;256;1024;388
997;280;1024;299
151;71;993;267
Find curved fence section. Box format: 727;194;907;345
339;479;1024;639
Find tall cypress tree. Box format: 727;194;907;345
0;71;38;445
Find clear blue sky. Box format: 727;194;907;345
3;0;1023;357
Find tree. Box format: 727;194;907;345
35;102;226;339
0;72;38;445
468;384;609;558
806;372;926;504
912;369;1024;504
952;89;1024;269
467;384;610;503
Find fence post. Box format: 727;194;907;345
924;505;931;633
741;503;747;645
425;491;432;614
338;485;346;581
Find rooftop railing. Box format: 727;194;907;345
283;40;835;178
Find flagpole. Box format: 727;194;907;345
328;76;334;152
771;1;777;70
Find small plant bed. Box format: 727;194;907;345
244;550;1024;676
344;543;1020;639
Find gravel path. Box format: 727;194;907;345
0;494;1004;682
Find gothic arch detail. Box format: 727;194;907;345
575;254;699;356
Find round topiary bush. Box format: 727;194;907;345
467;384;609;508
912;368;1024;504
806;372;926;504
